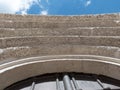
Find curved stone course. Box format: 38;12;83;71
0;58;120;89
0;13;119;21
0;36;120;48
0;19;120;28
0;13;120;90
0;27;120;37
0;45;119;62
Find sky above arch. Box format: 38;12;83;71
0;0;120;15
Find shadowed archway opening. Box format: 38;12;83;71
5;72;120;90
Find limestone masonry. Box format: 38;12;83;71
0;13;120;90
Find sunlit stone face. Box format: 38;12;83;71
0;13;120;90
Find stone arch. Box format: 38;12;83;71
0;55;120;89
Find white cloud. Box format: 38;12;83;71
36;0;44;9
80;0;91;7
40;10;48;15
85;0;91;7
21;10;27;15
0;0;37;14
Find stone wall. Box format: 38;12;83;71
0;13;120;90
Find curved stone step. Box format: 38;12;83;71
0;36;120;48
0;19;120;28
0;14;120;28
0;45;119;61
0;13;119;22
0;56;120;90
1;55;120;69
0;27;120;37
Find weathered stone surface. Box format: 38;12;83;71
0;27;120;37
0;13;119;21
0;14;120;28
0;45;119;62
0;19;120;28
0;58;120;90
0;13;120;90
0;36;120;48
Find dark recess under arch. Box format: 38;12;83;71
5;72;120;90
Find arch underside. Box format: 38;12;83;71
0;55;120;90
4;72;120;90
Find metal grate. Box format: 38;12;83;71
5;73;120;90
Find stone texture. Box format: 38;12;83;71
0;27;120;37
0;45;119;62
0;19;120;28
0;59;120;90
0;13;120;90
0;13;119;21
0;36;120;48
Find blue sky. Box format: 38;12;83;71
0;0;120;15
